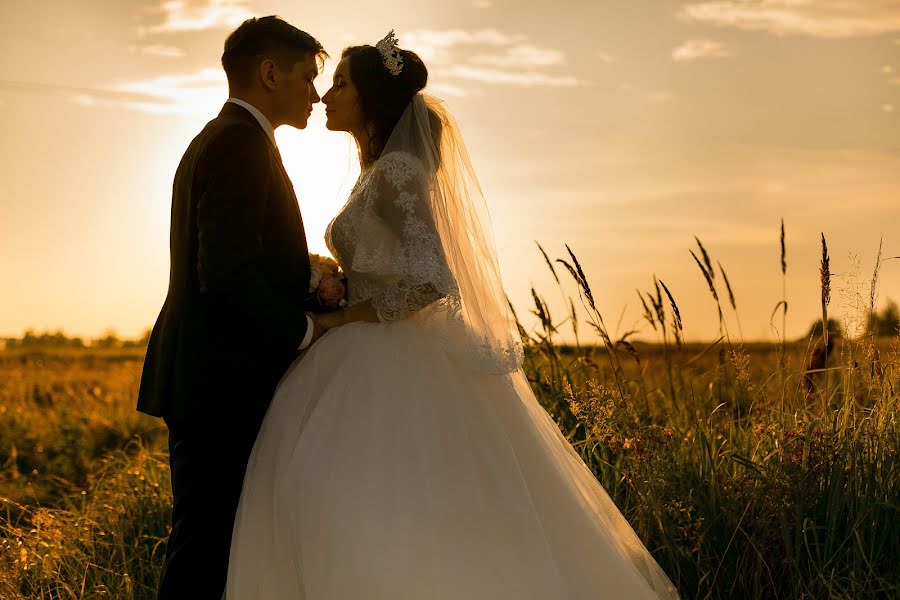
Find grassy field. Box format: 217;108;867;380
1;241;899;599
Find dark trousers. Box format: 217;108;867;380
157;417;262;599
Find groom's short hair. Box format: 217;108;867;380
222;16;327;89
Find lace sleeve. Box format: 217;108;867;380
369;152;457;322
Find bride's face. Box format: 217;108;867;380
322;58;365;137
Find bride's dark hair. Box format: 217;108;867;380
341;45;440;161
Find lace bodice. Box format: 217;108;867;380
325;152;459;322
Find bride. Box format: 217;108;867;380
225;32;680;600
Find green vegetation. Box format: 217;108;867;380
1;230;898;599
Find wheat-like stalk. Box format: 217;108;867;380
638;290;657;332
870;237;883;316
567;245;595;310
690;250;718;302
778;219;788;403
718;261;737;311
695;236;715;281
821;233;831;310
659;279;683;333
820;232;831;401
780;219;786;276
659;278;683;348
536;242;560;285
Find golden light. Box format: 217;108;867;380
276;111;360;256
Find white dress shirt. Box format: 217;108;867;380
226;98;315;351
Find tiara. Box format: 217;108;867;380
375;30;404;76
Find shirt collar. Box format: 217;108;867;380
225;97;276;145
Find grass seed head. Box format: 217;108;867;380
695;236;715;281
820;233;831;308
565;245;596;311
638;290;657;331
718;261;737;310
870;237;882;315
659;279;683;332
691;250;719;302
780;218;787;275
536;242;560;286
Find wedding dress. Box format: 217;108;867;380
225;95;680;599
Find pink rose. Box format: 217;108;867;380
317;274;347;308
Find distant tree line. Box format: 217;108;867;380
866;299;900;337
1;328;152;350
805;298;900;339
2;300;898;351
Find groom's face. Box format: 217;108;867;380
273;54;321;129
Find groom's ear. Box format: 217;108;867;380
259;58;279;91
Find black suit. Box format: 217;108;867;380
137;101;312;598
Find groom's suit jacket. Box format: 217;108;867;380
137;101;312;427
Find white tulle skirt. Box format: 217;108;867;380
226;318;679;599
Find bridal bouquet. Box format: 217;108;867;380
309;253;347;309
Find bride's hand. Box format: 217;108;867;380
317;301;381;331
317;310;346;330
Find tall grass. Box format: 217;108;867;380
0;350;168;598
517;228;899;599
1;444;170;598
1;227;899;599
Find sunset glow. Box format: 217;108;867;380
2;0;899;342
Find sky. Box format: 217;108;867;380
1;0;899;343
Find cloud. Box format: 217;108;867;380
470;45;566;68
57;69;225;116
0;79;173;109
883;103;895;112
672;39;733;61
70;94;99;107
105;68;227;115
680;0;900;38
472;0;493;7
139;0;252;36
402;29;524;64
595;50;616;64
439;65;580;87
130;44;186;58
402;29;581;90
428;82;474;98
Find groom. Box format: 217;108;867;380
137;16;329;599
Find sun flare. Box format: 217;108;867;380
276;112;360;256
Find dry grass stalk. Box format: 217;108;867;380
638;290;657;332
695;236;715;281
820;233;831;311
569;297;579;341
536;242;560;286
870;237;882;316
615;339;641;366
659;279;684;348
565;244;596;312
780;219;786;276
820;232;831;400
691;250;719;302
718;261;737;311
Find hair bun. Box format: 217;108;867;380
399;49;428;94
